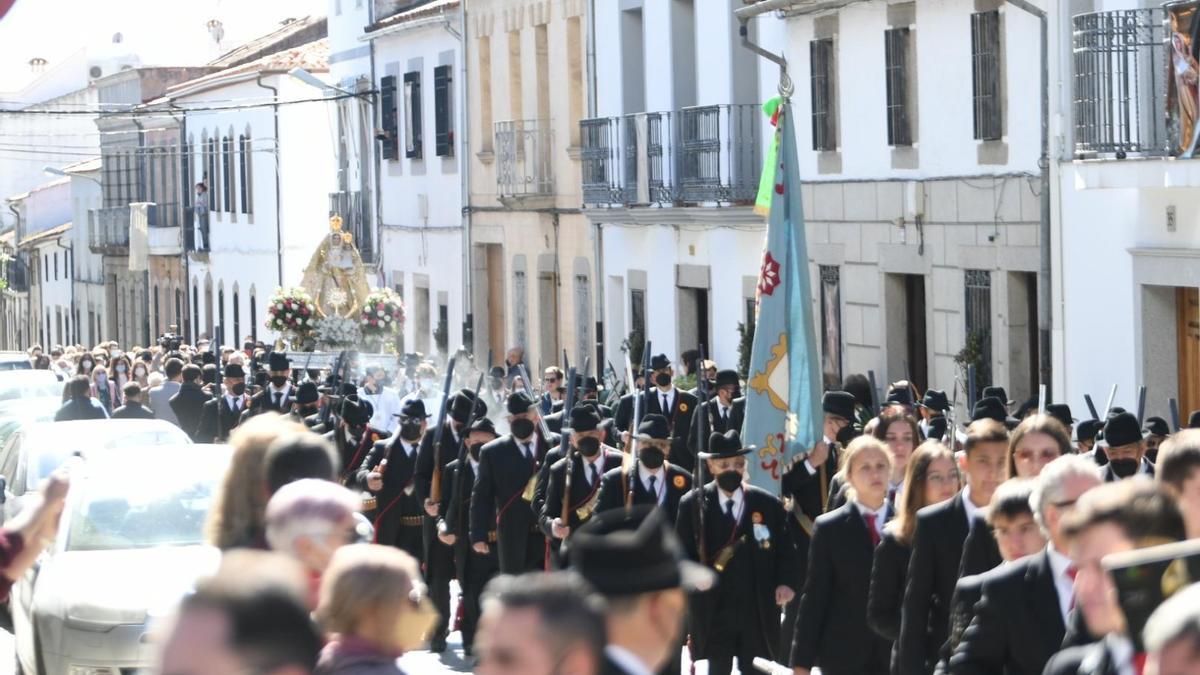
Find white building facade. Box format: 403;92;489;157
64;158;105;347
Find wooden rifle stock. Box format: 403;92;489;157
428;357;458;505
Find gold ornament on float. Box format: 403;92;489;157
298;214;371;320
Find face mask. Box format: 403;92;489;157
399;421;423;441
836;424;859;447
134;368;146;377
420;378;435;390
270;375;289;388
716;470;742;493
81;361;93;371
654;372;672;388
230;382;246;396
577;436;601;457
347;424;367;439
640;447;666;470
393;596;439;653
116;364;127;373
468;442;484;461
1109;458;1139;478
510;418;535;440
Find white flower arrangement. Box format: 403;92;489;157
315;316;362;349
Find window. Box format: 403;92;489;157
153;286;160;336
513;268;528;351
217;286;226;345
239;132;252;214
971;10;1002;141
819;266;843;390
232;289;240;346
630;288;646;339
249;290;257;342
433;64;453;157
379;75;399;161
478;36;493;153
885;27;912;147
175;290;182;337
192;284;199;343
208;136;220;211
403;70;423;159
964;269;993;387
810;38;837;152
53;252;58;281
43;254;48;282
222;135;234;212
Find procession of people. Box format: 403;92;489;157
13;336;1200;675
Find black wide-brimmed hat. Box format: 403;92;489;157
919;389;949;412
885;387;914;407
506;391;535;416
295;381;320;405
982;386;1014;406
267;351;290;372
1077;418;1102;442
649;354;672;371
1046;404;1075;429
927;416;949;441
823;391;856;422
448;389;485;424
1144;416;1170;438
467;417;498;437
223;363;245;379
970;397;1007;423
568;405;602;433
636;413;671;441
570;506;714;596
1189;410;1200;429
340;395;373;426
714;369;740;389
399;398;429;420
1103;412;1145;448
699;430;753;459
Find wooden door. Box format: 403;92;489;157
1177;287;1200;416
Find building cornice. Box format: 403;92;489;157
583;205;765;228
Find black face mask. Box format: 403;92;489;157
654;372;672;388
1109;458;1140;478
270;375;289;388
640;447;666;470
577;437;601;457
347;424;367;438
399;421;423;441
468;442;484;461
510;418;535;440
836;424;860;448
716;470;742;493
230;382;246;396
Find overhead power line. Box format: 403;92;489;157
0;90;373;117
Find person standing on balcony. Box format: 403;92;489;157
193;181;209;251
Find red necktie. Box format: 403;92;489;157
864;513;881;547
1133;651;1147;675
1066;565;1078;610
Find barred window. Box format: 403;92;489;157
810;38;837;152
964;269;993;387
971;11;1002;141
820;266;843;390
885;27;912;147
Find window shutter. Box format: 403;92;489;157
434;65;453;157
379;75;399;160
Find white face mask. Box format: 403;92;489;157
420;378;435;390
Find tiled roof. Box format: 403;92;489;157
209;16;327;68
19;221;72;248
59;157;101;174
365;0;459;34
166;38;329;97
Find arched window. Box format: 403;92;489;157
222;133;234;213
192;282;200;343
218;283;226;346
232;283;240;347
153;285;161;338
249;286;258;342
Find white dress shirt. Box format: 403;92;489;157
854;501;889;539
962;485;984;530
1046;545;1076;625
638;464;667;505
717;486;745;523
657;387;676;413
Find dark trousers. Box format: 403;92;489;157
423;517;456;646
378;517;424;563
459;546;499;651
498;531;546;574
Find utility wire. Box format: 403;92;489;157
0;90;372;116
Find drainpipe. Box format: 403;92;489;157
256;74;285;289
1006;0;1052;396
133;115;151;346
586;0;604;375
454;0;474;354
170;100;192;342
369;0;385;301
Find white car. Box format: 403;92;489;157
12;444;232;675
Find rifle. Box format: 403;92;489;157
558;366;579;529
1084;394;1100;421
427;356;458;506
1037;384;1046;416
563;349;570;377
943;373;960;446
966;364;977;411
1103;384;1118;418
1136;386;1147;426
447;370;488;537
516;363;554;441
1171;398;1182;432
624;349;640;509
692;344;709;565
867;370;881;416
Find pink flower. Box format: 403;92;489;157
376;302;384;311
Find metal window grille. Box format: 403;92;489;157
630;288;646;338
513;269;528;351
971;11;1003;141
810;39;837;151
964;269;993;387
819;266;843;390
885;28;912;147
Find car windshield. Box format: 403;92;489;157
66;449;229;551
25;422;192;489
0;372;62;401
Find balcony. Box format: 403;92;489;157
185;206;210;254
146;203;183;256
329;190;374;264
2;258;28;293
88;206;130;254
495;119;555;202
580;103;760;208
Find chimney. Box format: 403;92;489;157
28;57;47;74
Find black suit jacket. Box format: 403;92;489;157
415;422;462;506
642;389;699;471
112;402;156;420
792;502;893;674
1041;640;1122;675
470;434;554;574
614;392;635;433
594;462;691;526
936;572;988;675
195;395;247;443
690;397;745;456
356;437;422;526
949;550;1068;675
781;444;841;521
1102;457;1155;482
325;427;386;485
898;492;973;675
539;448;624;536
244;385;294;419
169;382;209;441
868;529;911;644
677;484;797;662
438;457;496;576
958;514;1002;579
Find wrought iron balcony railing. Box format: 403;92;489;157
1072;7;1174;158
88;206;130;253
580;104;759;207
185;206;210;253
495;119;555;199
329;190;374;264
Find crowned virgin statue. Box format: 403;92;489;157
299;215;371;319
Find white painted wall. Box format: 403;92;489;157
69;171;104;346
20;180;73;236
30;234;74;345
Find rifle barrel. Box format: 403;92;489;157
428;357;458;504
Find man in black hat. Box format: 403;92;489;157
325;395;384;486
544;375;614;435
918;389;950;439
356;397;426;562
285;381;322;429
1101;411;1155;481
970;396;1008;425
885;381;916;415
981;386;1014;413
696;369;745;440
540;406;624;550
676;430;798;675
471;391;558;574
1189;410;1200;429
195;363;249;443
416;388;484;652
437;417;501;658
1144;415;1170;463
595;413;692;525
570;506;715;675
1047;403;1075;438
245;351;293;417
638;354;699;472
486;366;509;408
1077;417;1102;456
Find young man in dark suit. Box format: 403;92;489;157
112;382;156;419
595;413;692;525
1042;481;1186;675
357;398;425;563
245;351;293;417
694;369;745;442
640;354;699;472
169;364;209;439
898;418;1008;675
436;417;500;658
541;406;624;546
676;430;798;675
470;392;555;574
323;396;383;484
194;363;248;443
